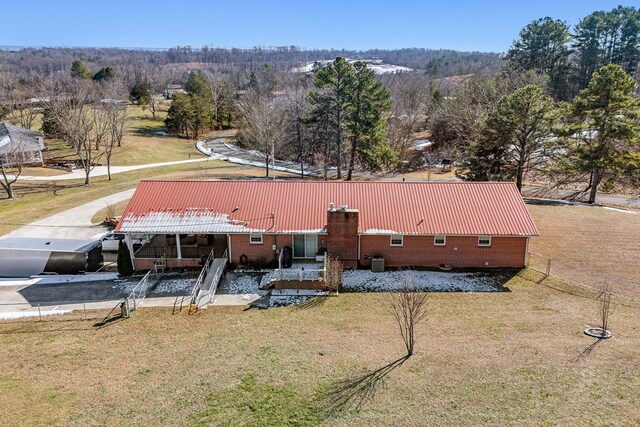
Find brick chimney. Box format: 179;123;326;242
326;205;359;268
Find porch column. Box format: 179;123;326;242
175;234;182;259
125;234;135;267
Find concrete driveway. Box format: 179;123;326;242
2;189;135;239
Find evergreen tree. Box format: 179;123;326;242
573;7;640;90
165;93;194;137
345;61;392;179
507;17;572;100
93;67;116;81
561;64;640;203
184;72;213;137
117;240;134;277
458;84;558;191
129;83;151;105
309;57;355;179
70;60;91;79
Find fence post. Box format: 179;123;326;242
546;258;552;276
37;304;42;321
83;302;87;320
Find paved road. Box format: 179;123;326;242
198;131;381;180
2;189;136;239
522;186;640;210
201;135;640;209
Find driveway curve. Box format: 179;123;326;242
3;189;135;239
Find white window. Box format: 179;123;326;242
478;235;491;247
390;234;403;246
249;233;263;244
434;234;446;246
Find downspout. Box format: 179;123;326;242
227;234;232;263
524;237;530;267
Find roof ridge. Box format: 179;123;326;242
137;179;515;185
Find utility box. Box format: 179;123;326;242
371;255;385;273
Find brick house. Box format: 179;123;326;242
115;180;539;271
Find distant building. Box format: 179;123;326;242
0;122;45;166
164;84;187;99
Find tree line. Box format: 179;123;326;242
507;5;640;100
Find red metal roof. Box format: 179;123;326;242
116;180;539;237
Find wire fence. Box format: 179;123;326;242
0;301;114;323
527;251;640;304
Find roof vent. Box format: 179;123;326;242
329;202;335;211
339;205;348;211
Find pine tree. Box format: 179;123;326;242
561;64;640;203
70;60;91;80
507;17;572;100
309;57;355;179
345;62;392;179
458;84;558;191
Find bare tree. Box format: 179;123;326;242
97;84;129;180
206;73;234;129
0;144;27;199
238;90;285;177
595;282;612;337
284;88;311;178
324;256;343;292
384;74;432;161
388;275;430;357
11;101;39;131
577;282;613;360
45;79;105;185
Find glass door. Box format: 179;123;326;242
293;234;317;258
293;235;306;258
304;235;317;258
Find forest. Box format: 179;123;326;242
1;5;638;202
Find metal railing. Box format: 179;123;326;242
135;245;214;259
112;256;165;321
186;249;215;309
196;248;228;307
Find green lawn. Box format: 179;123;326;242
1;272;638;426
0;162;291;236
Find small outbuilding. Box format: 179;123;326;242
0;237;103;277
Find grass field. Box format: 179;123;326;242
527;203;640;299
39;103;220;167
0;162;294;236
1;272;638;426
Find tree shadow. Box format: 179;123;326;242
295;295;329;310
322;355;409;415
574;338;604;362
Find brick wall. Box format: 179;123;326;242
326;209;359;268
229;233;300;265
359;235;527;268
133;257;201;272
